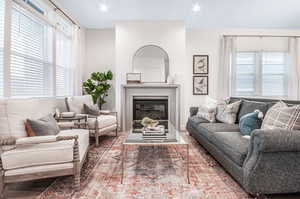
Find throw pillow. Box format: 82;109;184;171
83;104;100;116
216;100;241;124
196;105;217;123
24;121;36;137
26;114;60;136
239;110;264;136
237;100;269;122
261;101;300;130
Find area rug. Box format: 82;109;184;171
37;132;262;199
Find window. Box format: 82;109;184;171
10;3;53;97
234;51;288;97
0;0;4;96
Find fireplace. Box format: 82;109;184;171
132;96;168;130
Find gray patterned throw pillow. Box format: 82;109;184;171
261;101;300;130
216;100;241;124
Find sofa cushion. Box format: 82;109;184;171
66;95;93;114
237;100;269;122
191;120;240;143
1;129;89;170
87;115;117;129
212;131;250;166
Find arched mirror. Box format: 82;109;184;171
132;45;169;83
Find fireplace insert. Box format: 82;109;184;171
133;97;168;130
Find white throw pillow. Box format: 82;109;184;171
216;100;242;124
196;105;217;122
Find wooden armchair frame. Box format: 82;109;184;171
87;112;118;147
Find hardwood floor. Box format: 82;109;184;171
4;179;54;199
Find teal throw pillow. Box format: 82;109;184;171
239;110;263;136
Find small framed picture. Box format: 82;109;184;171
193;55;209;74
193;76;208;95
126;73;141;84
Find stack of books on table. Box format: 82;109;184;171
142;125;166;141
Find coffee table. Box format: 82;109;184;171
121;123;189;184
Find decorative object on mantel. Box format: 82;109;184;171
193;55;209;74
193;76;208;95
83;71;113;109
126;73;141;84
167;75;174;84
141;117;159;128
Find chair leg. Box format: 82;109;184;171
74;171;80;191
95;134;99;147
0;178;4;199
115;127;118;137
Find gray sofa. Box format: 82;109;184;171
186;97;300;195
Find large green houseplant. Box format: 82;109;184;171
83;71;113;109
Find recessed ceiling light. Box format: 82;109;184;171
99;4;108;12
193;3;200;12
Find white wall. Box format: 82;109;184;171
185;29;300;116
84;28;116;110
84;25;300;130
115;21;187;128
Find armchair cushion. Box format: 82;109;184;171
87;115;117;129
1;129;89;170
16;136;57;145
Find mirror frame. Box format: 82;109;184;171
132;45;169;83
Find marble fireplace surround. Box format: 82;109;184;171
121;84;180;131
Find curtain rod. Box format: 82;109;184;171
48;0;80;28
223;34;300;38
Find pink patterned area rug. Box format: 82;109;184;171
37;132;259;199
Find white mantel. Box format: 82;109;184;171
121;83;181;131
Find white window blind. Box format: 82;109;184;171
234;51;287;97
0;0;4;96
10;3;53;97
56;18;72;96
235;52;256;96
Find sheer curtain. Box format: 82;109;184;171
218;36;237;100
71;26;83;96
288;38;300;100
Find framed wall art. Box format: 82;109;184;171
193;76;208;95
193;55;209;75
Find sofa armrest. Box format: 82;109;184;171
251;129;300;152
190;107;199;117
242;129;300;194
0;136;16;146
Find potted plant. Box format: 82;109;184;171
83;71;113;109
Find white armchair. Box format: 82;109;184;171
65;95;118;146
0;98;90;198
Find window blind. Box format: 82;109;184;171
10;3;53;97
0;0;4;96
234;51;287;97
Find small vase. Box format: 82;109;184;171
167;75;174;84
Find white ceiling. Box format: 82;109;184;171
56;0;300;29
